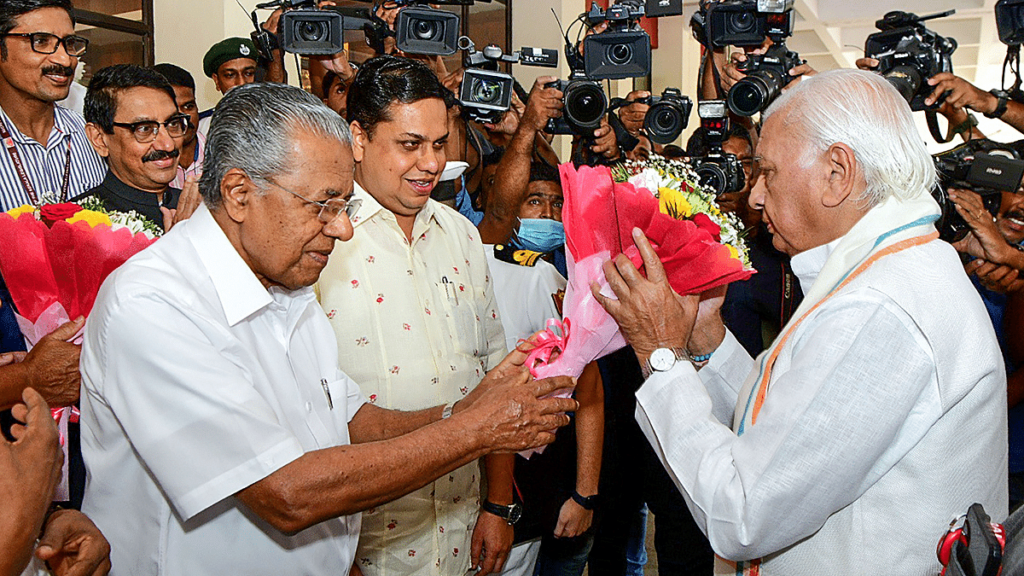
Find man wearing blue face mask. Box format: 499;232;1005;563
485;161;605;576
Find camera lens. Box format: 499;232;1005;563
413;18;441;41
728;69;784;117
883;65;923;106
564;82;607;131
696;163;727;196
297;20;328;43
727;12;756;34
609;43;633;65
645;103;684;145
471;79;502;105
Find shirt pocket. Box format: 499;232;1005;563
436;278;486;357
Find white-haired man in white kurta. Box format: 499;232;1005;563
595;69;1008;575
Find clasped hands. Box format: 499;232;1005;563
592;227;726;367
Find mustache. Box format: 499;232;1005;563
1004;210;1024;222
142;149;180;163
41;65;75;78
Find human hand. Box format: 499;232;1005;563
458;365;576;453
950;189;1013;263
0;351;27;368
592;227;695;364
21;318;84;408
261;8;283;35
966;259;1024;293
589;117;620;161
470;509;513;574
855;57;879;71
689;285;727;358
619;90;650;136
553;498;593;538
925;73;995;112
519;76;564;134
36;509;111;576
482;96;523;137
3;388;63;537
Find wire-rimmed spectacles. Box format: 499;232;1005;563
3;33;88;57
259;177;361;224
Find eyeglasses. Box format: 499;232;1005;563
3;33;88;57
259;177;361;224
111;115;190;143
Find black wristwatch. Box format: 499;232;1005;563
987;89;1011;119
570;490;599;511
482;500;523;525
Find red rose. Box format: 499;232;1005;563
691;213;722;242
40;202;82;225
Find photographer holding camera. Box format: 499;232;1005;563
950;187;1024;292
925;73;1024;135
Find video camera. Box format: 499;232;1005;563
864;10;957;112
690;0;795;48
690;100;745;195
459;40;558;124
582;0;652;80
256;0;484;57
933;139;1024;242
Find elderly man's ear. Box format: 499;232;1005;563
219;169;255;223
822;142;859;208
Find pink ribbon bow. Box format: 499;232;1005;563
520;318;571;379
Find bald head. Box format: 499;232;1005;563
763;69;936;206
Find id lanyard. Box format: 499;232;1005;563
0;117;72;205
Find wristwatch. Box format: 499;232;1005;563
482;501;523;525
641;347;691;379
987;89;1011;119
570;490;599;510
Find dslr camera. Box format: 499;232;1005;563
633;88;692;145
933;139;1024;242
864;10;958;111
690;100;745;195
545;75;608;136
729;43;804;116
582;0;652;80
691;0;795;48
459;41;558;124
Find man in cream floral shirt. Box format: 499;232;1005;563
319;56;514;575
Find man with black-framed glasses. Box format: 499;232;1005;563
76;64;185;232
0;0;105;212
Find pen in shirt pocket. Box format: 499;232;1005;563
320;378;334;410
441;276;459;306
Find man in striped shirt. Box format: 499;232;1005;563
0;0;105;212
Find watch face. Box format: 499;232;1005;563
508;503;523;524
650;348;676;372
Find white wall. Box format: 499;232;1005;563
153;0;302;111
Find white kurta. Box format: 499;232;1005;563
80;204;367;576
635;236;1008;575
318;184;506;576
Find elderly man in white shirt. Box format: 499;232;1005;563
595;69;1008;575
79;82;576;576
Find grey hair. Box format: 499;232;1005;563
762;68;936;206
199;82;352;208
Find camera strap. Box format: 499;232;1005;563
926;110;955;144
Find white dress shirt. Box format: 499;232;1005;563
80;203;367;576
635;236;1007;575
484;245;566;351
